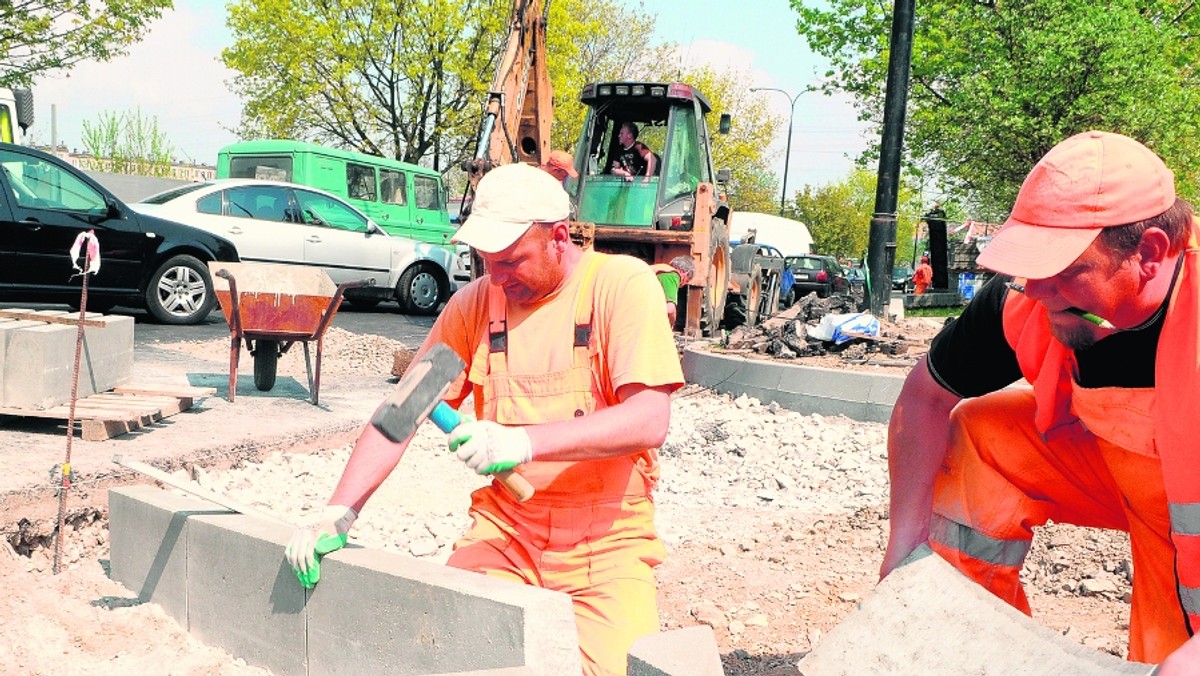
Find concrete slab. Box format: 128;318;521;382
108;485;230;624
628;626;723;675
308;546;580;675
109;486;582;676
797;546;1153;675
186;513;306;676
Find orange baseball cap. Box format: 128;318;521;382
543;149;578;178
977;131;1175;279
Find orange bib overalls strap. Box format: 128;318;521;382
649;263;675;275
1001;225;1200;635
464;251;656;503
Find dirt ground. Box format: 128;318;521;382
0;318;1138;675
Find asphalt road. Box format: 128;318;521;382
11;300;438;348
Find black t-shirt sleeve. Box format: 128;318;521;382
926;274;1023;398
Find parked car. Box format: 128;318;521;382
892;265;914;292
0;143;239;324
847;266;866;292
133;179;455;315
785;254;850;301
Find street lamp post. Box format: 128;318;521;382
751;86;813;216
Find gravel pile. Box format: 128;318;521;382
154;327;410;378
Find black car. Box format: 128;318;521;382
785;254;850;301
0;143;239;324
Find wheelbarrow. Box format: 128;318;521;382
209;263;372;405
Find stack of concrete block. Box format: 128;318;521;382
0;309;132;409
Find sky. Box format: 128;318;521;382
28;0;873;192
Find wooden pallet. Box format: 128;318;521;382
0;385;217;441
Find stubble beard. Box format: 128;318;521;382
1050;320;1097;350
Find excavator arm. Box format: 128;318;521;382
465;0;553;190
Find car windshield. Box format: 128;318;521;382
140;183;212;204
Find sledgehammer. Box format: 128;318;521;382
371;343;534;502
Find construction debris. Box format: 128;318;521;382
722;293;939;367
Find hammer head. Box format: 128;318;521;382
370;343;465;442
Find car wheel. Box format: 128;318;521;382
817;284;831;299
396;263;445;316
145;254;215;325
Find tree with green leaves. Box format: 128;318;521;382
81;109;175;177
546;0;672;153
792;168;922;261
792;0;1200;214
223;0;509;166
1;0;171;87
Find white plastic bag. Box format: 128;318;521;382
810;312;880;344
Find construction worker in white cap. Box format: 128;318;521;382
882;131;1200;672
288;162;684;675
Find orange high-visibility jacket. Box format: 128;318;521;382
1000;228;1200;635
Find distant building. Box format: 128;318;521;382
36;145;216;181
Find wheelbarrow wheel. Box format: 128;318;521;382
253;340;280;391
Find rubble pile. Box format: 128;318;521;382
721;293;938;368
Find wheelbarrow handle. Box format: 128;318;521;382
431;401;535;503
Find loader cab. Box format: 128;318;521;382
571;82;721;230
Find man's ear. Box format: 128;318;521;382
549;219;572;245
1136;227;1172;278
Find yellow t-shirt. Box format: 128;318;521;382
429;250;684;406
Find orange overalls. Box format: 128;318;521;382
445;253;667;676
928;231;1200;663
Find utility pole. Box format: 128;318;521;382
750;86;814;216
866;0;916;316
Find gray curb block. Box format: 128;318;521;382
681;344;906;423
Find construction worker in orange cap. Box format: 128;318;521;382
539;148;579;185
882;131;1200;672
912;255;933;294
286;162;684;675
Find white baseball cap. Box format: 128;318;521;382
454;163;570;253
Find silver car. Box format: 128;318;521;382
133;179;454;315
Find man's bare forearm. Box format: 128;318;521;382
526;384;673;461
328;420;413;514
881;356;960;577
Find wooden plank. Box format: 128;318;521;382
0;309;108;327
0;388;199;440
113;385;216;398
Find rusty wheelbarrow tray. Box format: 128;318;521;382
209;263;372;405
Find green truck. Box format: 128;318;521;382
216;139;455;247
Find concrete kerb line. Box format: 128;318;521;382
680;341;906;423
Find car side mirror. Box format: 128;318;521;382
106;199;121;220
716;168;731;183
718;114;731;135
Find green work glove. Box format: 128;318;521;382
448;419;533;475
284;505;357;589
